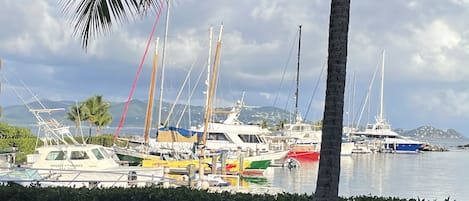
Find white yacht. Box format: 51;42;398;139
192;99;288;161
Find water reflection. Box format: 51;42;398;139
269;156;353;194
263;150;469;200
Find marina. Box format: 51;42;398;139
2;140;467;200
1;1;469;200
0;89;463;198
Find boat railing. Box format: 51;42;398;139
0;166;170;188
268;142;286;151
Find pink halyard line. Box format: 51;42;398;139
113;1;166;143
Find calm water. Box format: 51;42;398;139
259;147;469;201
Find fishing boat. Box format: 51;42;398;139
25;143;165;187
0;102;165;188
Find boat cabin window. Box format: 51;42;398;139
238;134;260;143
207;132;229;141
258;136;267;143
70;151;89;160
91;148;105;160
99;148;111;158
292;126;302;132
46;151;67;160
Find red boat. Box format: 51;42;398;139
287;150;320;162
287;143;321;162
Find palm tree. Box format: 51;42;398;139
82;95;112;136
314;0;350;201
94;111;113;135
65;103;88;136
60;0;162;49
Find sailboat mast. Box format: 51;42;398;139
294;25;302;122
199;24;223;182
143;38;159;143
205;26;213;118
158;0;171;127
379;49;385;122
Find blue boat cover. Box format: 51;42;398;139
158;127;203;138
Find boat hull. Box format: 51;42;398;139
383;143;422;153
286;142;354;162
287;151;320;162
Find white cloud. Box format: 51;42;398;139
251;0;281;21
411;88;469;118
397;19;467;81
0;0;78;56
166;29;205;69
416;20;461;50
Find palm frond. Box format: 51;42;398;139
60;0;163;49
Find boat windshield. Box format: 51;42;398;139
238;134;260;143
46;151;67;160
207;132;230;141
70;151;89;160
91;148;105;160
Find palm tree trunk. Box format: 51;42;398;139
88;121;93;137
74;121;79;136
314;0;350;200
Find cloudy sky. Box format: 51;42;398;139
1;0;469;136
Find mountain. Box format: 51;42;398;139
394;126;466;139
0;99;293;129
0;99;73;125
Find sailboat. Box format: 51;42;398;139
349;50;424;153
282;25;354;163
153;25;283;175
280;25;322;162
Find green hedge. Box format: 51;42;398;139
0;185;454;201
